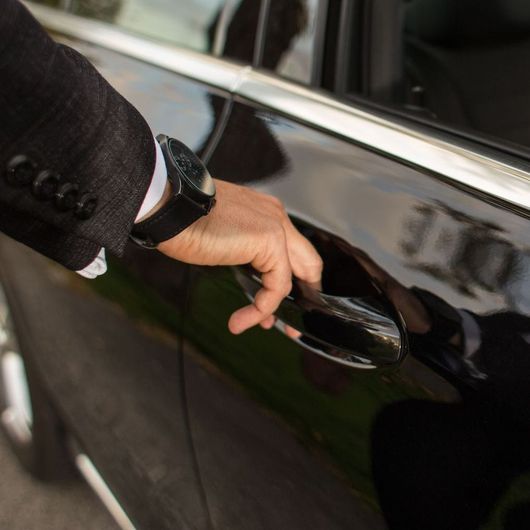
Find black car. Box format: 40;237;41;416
2;1;530;529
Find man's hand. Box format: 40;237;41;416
157;179;323;335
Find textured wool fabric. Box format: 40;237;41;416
0;0;156;270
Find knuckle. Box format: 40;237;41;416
255;291;272;314
256;299;269;315
269;196;287;216
282;279;293;297
312;255;324;271
268;195;283;208
269;219;285;238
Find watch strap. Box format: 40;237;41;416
131;192;211;248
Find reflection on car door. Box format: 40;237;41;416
183;88;530;530
178;3;530;526
182;1;530;527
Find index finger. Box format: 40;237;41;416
228;247;292;334
283;219;323;285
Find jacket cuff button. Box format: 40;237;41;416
6;155;38;186
75;194;98;220
55;182;79;211
32;170;61;200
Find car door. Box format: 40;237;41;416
182;1;530;530
18;2;258;529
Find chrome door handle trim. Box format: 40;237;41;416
234;267;407;371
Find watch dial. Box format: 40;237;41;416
169;139;215;197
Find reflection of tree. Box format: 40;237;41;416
263;0;308;70
33;0;60;5
208;0;308;66
401;201;517;299
70;0;123;23
206;102;289;185
204;0;310;184
208;0;260;64
33;0;123;22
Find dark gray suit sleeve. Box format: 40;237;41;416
0;0;156;270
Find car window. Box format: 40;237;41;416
36;0;232;52
344;0;530;152
35;0;260;62
261;0;321;85
210;0;261;64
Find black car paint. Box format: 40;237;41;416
6;6;530;530
179;96;530;529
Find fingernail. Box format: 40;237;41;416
229;321;243;335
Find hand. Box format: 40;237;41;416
157;179;323;334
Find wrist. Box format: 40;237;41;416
129;135;216;249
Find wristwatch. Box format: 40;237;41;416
130;134;216;248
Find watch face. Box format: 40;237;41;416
169;139;215;197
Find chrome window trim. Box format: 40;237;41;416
25;2;245;93
236;70;530;210
26;2;530;211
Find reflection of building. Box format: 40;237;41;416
401;202;518;300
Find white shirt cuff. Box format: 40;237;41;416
76;137;168;279
135;139;168;222
76;247;107;279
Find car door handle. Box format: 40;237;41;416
234;265;408;371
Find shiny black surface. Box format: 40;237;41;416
233;225;408;370
10;3;530;530
183;95;530;529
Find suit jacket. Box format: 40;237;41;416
0;0;155;270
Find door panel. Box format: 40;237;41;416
183;98;530;529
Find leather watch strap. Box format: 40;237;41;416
131;192;208;248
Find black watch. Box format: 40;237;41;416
130;134;216;248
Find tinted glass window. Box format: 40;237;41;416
40;0;227;52
347;0;530;151
262;0;321;84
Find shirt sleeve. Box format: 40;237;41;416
76;139;168;279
